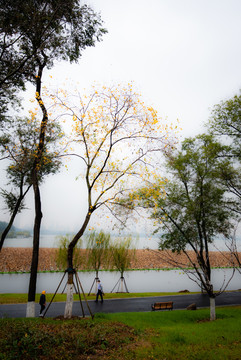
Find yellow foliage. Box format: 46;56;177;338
45;83;179;217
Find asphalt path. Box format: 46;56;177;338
0;292;241;318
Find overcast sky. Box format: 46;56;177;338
1;0;241;234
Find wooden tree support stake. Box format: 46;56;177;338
111;276;129;293
43;269;94;319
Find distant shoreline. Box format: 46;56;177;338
0;247;239;273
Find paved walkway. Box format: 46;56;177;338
0;292;241;318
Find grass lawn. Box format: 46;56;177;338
102;307;241;359
0;307;241;359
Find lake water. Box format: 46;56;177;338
3;234;240;250
2;234;160;249
0;268;240;294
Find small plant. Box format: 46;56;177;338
86;230;111;294
87;231;110;271
55;235;82;271
110;236;136;292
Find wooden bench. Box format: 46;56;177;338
151;301;173;311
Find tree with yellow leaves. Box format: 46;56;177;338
52;84;178;318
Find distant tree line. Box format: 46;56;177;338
0;220;30;238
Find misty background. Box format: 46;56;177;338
1;0;241;241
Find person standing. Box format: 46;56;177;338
39;290;46;316
95;280;104;303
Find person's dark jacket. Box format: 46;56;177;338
39;294;46;305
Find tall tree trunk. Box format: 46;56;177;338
26;59;47;317
95;270;99;294
64;271;74;319
26;174;42;317
64;213;91;318
210;296;216;321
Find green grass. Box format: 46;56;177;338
97;307;241;359
0;307;241;359
0;291;200;304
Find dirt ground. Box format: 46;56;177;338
0;247;238;272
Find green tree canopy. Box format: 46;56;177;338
0;116;63;184
0;0;107;122
208;93;241;210
208;92;241;160
122;134;238;320
0;115;64;250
